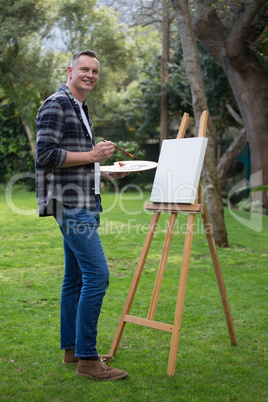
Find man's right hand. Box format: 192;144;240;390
91;141;115;163
60;141;115;168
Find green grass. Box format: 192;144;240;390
0;190;267;401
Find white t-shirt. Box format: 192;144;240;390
74;98;100;195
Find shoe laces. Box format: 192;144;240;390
99;357;108;372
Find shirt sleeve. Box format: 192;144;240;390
36;99;67;167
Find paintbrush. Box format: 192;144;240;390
101;140;137;159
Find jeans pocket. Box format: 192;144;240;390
72;207;100;228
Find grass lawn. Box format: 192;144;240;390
0;189;267;401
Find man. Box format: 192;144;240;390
35;50;127;381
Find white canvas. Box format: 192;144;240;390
150;137;208;204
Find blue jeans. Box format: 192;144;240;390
54;196;109;358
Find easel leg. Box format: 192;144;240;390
199;188;238;346
167;213;196;376
109;212;161;356
147;212;178;320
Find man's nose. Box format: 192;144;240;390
86;70;93;77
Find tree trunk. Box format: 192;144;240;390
171;0;229;247
221;52;268;207
160;0;170;149
193;0;268;208
217;104;247;190
21;116;36;158
217;128;247;189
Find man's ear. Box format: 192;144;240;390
67;66;72;79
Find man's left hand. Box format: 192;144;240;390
101;172;130;180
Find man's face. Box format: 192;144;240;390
67;55;99;98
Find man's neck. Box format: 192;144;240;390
66;83;86;103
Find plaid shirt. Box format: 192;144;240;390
35;85;97;216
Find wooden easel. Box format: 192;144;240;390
110;111;237;376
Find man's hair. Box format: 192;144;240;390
70;50;99;68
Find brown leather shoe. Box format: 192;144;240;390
63;349;79;365
63;349;114;365
98;354;114;363
77;357;127;381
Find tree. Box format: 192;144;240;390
97;0;173;145
97;0;163;27
160;0;170;147
91;24;163;132
0;0;135;159
192;0;268;208
56;0;135;118
0;0;61;156
0;0;50;52
217;105;247;190
171;0;229;246
0;104;34;183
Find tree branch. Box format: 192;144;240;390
193;3;227;63
193;0;268;64
233;0;267;37
226;103;243;126
226;0;267;55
